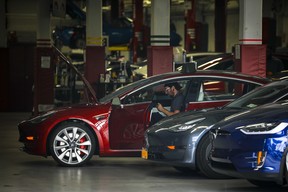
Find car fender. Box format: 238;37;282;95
42;105;111;156
188;126;211;164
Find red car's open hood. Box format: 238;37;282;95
53;46;98;105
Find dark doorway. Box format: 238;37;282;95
8;44;34;112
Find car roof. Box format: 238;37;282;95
99;70;270;104
146;70;270;84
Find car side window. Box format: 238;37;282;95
197;79;256;101
122;80;190;105
122;86;155;104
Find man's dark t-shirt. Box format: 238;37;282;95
171;92;185;112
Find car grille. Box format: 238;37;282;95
147;145;169;160
211;148;231;159
210;128;231;137
144;133;165;148
210;160;236;171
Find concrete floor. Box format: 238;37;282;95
1;112;287;192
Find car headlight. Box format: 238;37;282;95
168;117;206;132
30;110;57;123
237;122;288;135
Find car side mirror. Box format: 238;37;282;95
112;97;121;105
112;97;123;108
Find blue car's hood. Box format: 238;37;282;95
214;100;288;132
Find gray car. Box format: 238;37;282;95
142;79;288;178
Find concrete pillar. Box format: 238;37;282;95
34;0;54;114
148;0;173;77
150;0;170;46
239;0;262;45
234;0;266;78
85;0;105;99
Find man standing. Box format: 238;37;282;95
156;82;185;116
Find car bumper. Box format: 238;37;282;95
209;133;285;184
18;121;47;156
142;131;200;168
210;157;281;183
142;145;196;167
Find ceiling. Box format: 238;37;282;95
80;0;240;18
120;0;239;16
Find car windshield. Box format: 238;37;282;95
224;81;288;109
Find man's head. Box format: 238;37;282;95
164;82;182;96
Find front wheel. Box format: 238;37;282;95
196;134;231;179
48;122;96;167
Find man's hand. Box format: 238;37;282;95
156;103;179;117
156;103;164;112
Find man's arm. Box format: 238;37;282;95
157;103;180;116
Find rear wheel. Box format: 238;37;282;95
48;122;96;167
196;134;231;179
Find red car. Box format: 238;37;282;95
18;57;270;166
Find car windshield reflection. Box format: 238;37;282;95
224;83;288;109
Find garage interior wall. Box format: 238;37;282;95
2;0;288;112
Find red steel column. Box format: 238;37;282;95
34;0;54;115
185;0;196;52
133;0;143;63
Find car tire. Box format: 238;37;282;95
285;168;288;186
48;122;96;167
196;134;231;179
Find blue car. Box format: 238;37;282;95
52;17;182;49
52;17;133;49
210;100;288;187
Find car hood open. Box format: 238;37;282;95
54;46;98;105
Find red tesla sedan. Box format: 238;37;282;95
18;62;270;166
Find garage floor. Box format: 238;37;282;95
1;112;287;192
